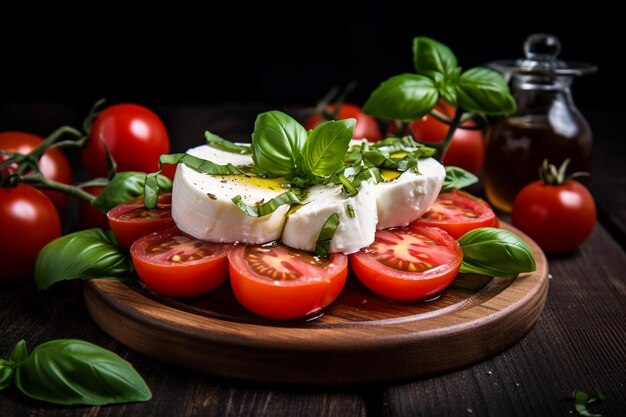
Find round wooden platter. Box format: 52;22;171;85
83;223;548;385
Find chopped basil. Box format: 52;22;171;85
232;191;301;217
347;204;355;218
315;213;340;258
205;131;251;154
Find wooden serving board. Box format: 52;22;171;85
83;223;548;385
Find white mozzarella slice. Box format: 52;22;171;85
281;180;378;254
171;145;290;244
375;157;445;229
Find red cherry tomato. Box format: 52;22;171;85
350;226;462;302
305;102;382;141
0;132;73;213
389;103;485;174
130;227;232;297
0;185;62;283
512;180;596;254
82;104;170;178
78;184;109;230
228;243;348;320
107;194;175;248
412;190;498;239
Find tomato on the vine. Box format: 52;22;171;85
412;190;498;239
0;184;62;283
512;177;596;254
228;243;348;320
108;194;175;248
350;226;462;301
82;104;170;178
131;227;232;297
77;184;108;230
389;103;484;174
0;132;73;213
305;102;382;141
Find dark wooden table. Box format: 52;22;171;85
1;104;624;416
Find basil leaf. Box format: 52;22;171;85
458;228;536;278
158;153;242;175
92;172;172;212
363;74;439;121
232;191;300;217
572;389;605;417
0;340;27;390
34;229;134;290
442;166;479;191
413;36;458;78
205;131;251;154
251;111;307;177
303;119;354;177
315;213;340;258
14;339;151;405
456;67;517;115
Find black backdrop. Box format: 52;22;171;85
0;4;621;113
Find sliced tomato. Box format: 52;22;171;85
107;194;175;248
130;227;232;297
350;226;462;301
412;190;498;239
228;243;348;320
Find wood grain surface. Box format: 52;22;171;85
83;223;548;385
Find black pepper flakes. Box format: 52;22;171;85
207;193;217;200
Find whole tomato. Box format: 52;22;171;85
81;104;170;178
0;132;73;213
389;103;484;174
78;184;109;230
305;102;382;141
0;184;62;283
512;161;596;254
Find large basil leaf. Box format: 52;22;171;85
34;229;134;290
251;111;307;177
14;339;151;405
363;74;438;121
302;119;354;177
92;171;172;212
413;36;458;78
456;67;517;115
458;228;536;278
441;166;478;191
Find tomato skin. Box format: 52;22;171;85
228;244;348;320
350;226;462;302
389;103;485;174
82;104;170;178
107;194;175;248
412;190;498;239
305;103;382;141
130;227;231;297
512;180;596;254
78;184;109;230
0;131;73;213
0;185;61;283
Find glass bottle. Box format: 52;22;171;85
484;34;597;212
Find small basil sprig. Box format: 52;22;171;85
442;166;478;191
0;339;151;405
92;171;172;212
364;36;516;161
458;228;536;278
34;228;134;290
251;111;354;184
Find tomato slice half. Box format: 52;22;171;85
107;193;175;248
350;226;462;301
412;190;498;239
228;243;348;320
130;227;232;297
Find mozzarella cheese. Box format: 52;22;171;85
171;143;444;253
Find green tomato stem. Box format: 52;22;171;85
437;107;464;162
20;175;97;205
30;126;85;160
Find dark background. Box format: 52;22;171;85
0;4;620;116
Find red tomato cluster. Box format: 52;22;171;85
304;103;382;141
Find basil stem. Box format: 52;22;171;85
1;339;151;405
315;213;340;258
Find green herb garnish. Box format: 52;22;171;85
232;191;301;217
571;389;605;417
314;213;340;258
205;130;251;154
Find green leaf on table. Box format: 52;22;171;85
303;119;354;177
13;339;151;405
34;229;134;290
413;36;458;78
363;74;439;121
456;67;517;115
251;111;307;177
458;227;536;278
205;130;251;154
572;389;605;417
442;166;479;191
92;171;172;212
